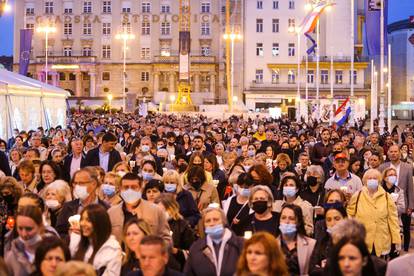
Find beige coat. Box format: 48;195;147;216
186;181;220;211
278;235;316;276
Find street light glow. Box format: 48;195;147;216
232;96;238;103
223;34;229;40
304;3;312;11
107;93;113;101
115;33;135;40
170;94;176;102
37;26;57;33
383;67;388;73
4;3;11;12
288;26;295;33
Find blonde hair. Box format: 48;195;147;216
155;193;183;220
382;167;397;180
103;172;122;188
112;161;131;173
275;153;292;166
362;169;382;185
54;261;96;276
162;170;183;193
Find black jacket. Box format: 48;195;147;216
176;190;200;228
0;151;11;176
62;153;86;182
81;147;122;172
127;268;184;276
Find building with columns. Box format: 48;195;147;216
13;0;234;106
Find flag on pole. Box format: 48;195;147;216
19;29;33;76
335;98;351;127
365;0;388;56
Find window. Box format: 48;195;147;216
102;23;111;35
335;70;343;84
141;48;150;59
122;1;131;13
161;4;170;13
82;47;92;56
257;0;263;9
256;19;263;33
26;23;35;31
307;70;314;83
272;43;279;56
255;69;263;83
201;46;210;56
102;45;111;59
161;22;171;35
59;72;66;81
288;43;295;56
201;22;210;36
160;45;170;56
83;23;92;35
349;70;357;84
256;43;264;56
103;1;111;13
69;73;76;80
141;72;150;82
83;1;92;13
321;70;329;84
288;70;296;84
272;19;279;33
63;46;72;57
271;69;280;84
273;0;279;9
26;7;34;15
64;23;72;35
45;2;54;14
289;0;295;9
201;2;210;13
102;72;111;81
142;2;151;13
122;22;131;34
141;21;150;35
288;19;295;29
63;2;73;14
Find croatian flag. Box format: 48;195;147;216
299;1;334;34
335;98;351;127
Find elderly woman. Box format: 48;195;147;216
0;176;24;218
100;172;122;206
272;153;293;188
382;167;405;215
43;180;72;228
184;205;244;276
347;169;401;257
17;160;38;192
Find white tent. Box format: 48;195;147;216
0;69;70;140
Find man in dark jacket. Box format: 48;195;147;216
0;151;11;176
310;128;332;165
81;132;121;172
62;137;86;182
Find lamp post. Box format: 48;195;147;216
36;25;56;83
107;93;113;114
223;32;242;113
115;30;135;112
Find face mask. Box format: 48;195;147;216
74;185;89;201
117;171;127;178
157;145;163;150
252;200;269;214
387;176;397;185
283;186;297;198
174;131;180;137
141;145;150;152
248;150;255;157
19;234;42;247
121;189;142;204
367;179;378;190
45;199;60;210
243;165;252;172
164;183;177;193
205;224;224;243
131;132;136;137
332;150;342;156
142;172;154;181
102;184;116;197
178;164;188;173
326;226;333;234
190;180;202;190
240;188;251;197
306;176;318;187
279;223;297;235
2;194;14;205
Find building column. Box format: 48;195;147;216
153;72;160;93
209;73;216;95
89;72;96;97
52;72;59;86
75;71;82;97
169;71;175;93
194;73;200;93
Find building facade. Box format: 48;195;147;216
13;0;234;105
243;0;369;117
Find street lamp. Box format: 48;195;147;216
36;25;56;83
107;93;113;113
115;30;135;112
223;32;242;113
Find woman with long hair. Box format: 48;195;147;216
37;160;62;195
204;153;228;200
70;204;122;275
236;232;289;276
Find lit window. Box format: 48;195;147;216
272;43;279;56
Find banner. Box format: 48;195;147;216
365;0;388;56
179;31;190;81
19;29;33;76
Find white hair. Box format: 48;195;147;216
45;180;72;202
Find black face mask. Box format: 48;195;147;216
178;164;188;173
190;180;202;190
2;194;14;205
306;176;318;187
159;157;166;163
168;142;175;146
252;200;268;214
332;150;342;156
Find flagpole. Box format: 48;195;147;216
316;19;320;121
378;0;385;134
370;59;375;133
305;53;309;122
387;43;392;131
349;0;355;125
330;49;334;124
296;30;301;123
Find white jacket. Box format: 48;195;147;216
69;233;122;276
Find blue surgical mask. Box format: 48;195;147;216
141;145;150;152
164;183;177;193
283;186;297;198
248;150;255;157
240;188;251;197
205;224;224;243
387;176;397;185
142;172;154;181
367;179;378;190
279;223;297;235
101;184;116;197
243;165;252;172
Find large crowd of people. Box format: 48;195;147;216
0;112;413;276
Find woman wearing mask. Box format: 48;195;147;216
347;169;401;257
184;206;244;276
141;160;161;186
236;232;289;276
223;173;253;236
204;153;227;201
274;176;314;236
0;176;24;217
156;194;196;270
182;133;192;155
239;185;279;237
382;167;405;216
31;236;71;276
100;172;122;206
5;205;47;276
278;204;316;276
70;204;122;275
162;169;200;227
299;165;326;220
121;218;151;275
43;180;72;228
112;162;131;178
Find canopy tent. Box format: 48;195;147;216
0;69;69;140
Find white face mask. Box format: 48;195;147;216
45;199;60;210
121;189;142;204
74;185;89;201
117;171;127;178
19;234;42;247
